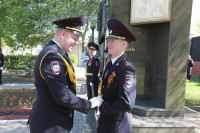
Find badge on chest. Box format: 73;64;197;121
88;59;92;66
107;71;116;88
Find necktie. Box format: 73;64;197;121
104;60;112;78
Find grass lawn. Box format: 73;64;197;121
2;70;34;83
185;76;200;112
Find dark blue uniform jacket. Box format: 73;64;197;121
86;55;100;84
98;53;136;133
86;56;100;99
29;40;91;133
0;53;4;67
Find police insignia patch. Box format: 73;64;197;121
125;75;134;88
50;61;61;75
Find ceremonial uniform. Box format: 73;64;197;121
29;15;92;133
0;51;4;84
86;42;100;99
98;18;137;133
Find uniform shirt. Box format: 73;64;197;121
105;53;124;77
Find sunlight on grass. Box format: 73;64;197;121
185;76;200;111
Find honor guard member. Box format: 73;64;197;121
0;48;4;84
98;18;137;133
86;42;100;99
29;15;103;133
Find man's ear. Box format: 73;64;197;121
123;40;128;47
61;30;66;39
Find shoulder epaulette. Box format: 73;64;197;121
50;47;57;52
122;58;131;66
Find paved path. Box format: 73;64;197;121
0;111;87;133
1;105;200;133
184;106;200;133
0;119;29;133
0;83;35;89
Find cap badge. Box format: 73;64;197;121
109;30;112;34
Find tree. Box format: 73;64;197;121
0;0;101;51
196;18;200;35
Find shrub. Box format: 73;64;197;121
69;54;78;67
4;54;78;70
4;54;37;70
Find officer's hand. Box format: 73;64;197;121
89;97;104;109
89;82;93;87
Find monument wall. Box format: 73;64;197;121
109;0;193;117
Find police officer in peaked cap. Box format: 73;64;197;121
86;42;100;99
29;15;104;133
98;18;137;133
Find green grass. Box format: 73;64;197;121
185;76;200;112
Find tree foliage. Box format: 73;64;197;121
196;18;200;35
0;0;101;50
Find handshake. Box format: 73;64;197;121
89;97;104;109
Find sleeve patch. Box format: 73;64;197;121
124;75;134;88
50;61;61;75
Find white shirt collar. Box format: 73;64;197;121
52;39;63;50
111;53;125;65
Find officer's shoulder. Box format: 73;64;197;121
43;45;62;55
120;58;135;70
122;58;131;66
39;46;63;60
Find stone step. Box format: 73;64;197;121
132;115;196;133
132;99;166;117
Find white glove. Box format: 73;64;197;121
89;82;93;87
89;97;104;109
